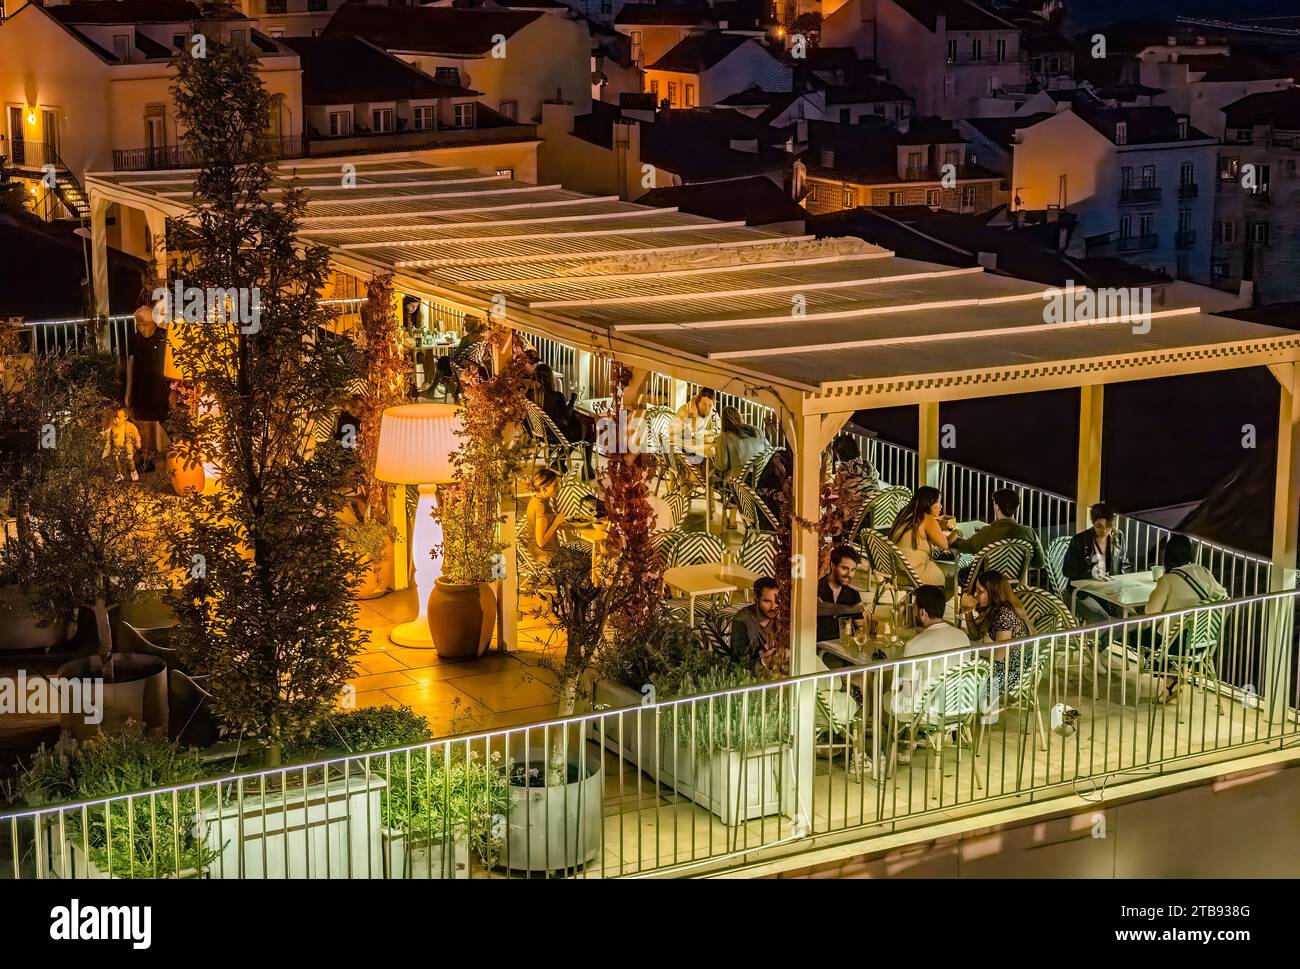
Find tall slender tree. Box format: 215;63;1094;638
164;36;363;765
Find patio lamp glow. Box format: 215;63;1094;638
375;403;462;648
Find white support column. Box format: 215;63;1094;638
790;412;822;821
90;195;111;319
576;348;593;401
143;208;168;284
1075;384;1104;532
1266;364;1300;723
917;400;941;489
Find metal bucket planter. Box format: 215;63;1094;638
658;740;794;827
56;653;168;740
503;743;604;873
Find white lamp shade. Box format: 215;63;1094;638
375;403;463;485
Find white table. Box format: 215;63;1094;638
1071;571;1158;704
816;636;913;781
662;562;757;625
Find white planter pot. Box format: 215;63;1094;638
590;679;661;778
504;746;604;873
199;770;386;878
382;827;470;879
0;585;69;652
56;654;169;740
659;740;794;827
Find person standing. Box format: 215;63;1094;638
125;304;170;472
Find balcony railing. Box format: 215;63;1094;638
900;163;987;182
1178;182;1200;199
1119;184;1161;204
1175;229;1198;250
3;590;1296;879
1117;233;1159;252
3;139;62;171
111;135;304;171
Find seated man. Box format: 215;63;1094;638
951;487;1046;587
891;585;973;728
1063;501;1129;624
730;576;779;664
817;545;865;647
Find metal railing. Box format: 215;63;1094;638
1117;234;1160;253
111;136;304;172
19;316;133;358
3;592;1296;879
1119;185;1161;204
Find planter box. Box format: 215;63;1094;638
659;741;794;827
198;770;386;879
591;680;794;826
382;828;469;879
504;746;604;873
46;823;202;879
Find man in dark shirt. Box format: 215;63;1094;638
817;545;865;643
731;577;780;663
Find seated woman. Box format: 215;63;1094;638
962;569;1034;696
524;468;568;566
889;486;957;590
713;406;767;529
1139;533;1227;704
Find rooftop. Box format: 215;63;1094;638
646;32;754;73
964;112;1054;148
1223;88;1300;131
1073;105;1215;146
46;0;244;23
891;0;1016;32
322;4;544;56
284;36;479;103
638;175;807;227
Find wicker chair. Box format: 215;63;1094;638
865;486;912;533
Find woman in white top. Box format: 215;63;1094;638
1140;533;1227;703
889;486;957;590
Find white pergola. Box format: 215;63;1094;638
88;157;1300;762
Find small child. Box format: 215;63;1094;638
102;408;142;482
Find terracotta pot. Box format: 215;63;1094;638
356;541;394;600
167;453;206;495
426;578;496;660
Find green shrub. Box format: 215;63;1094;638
17;725;218;878
381;749;511;866
289;705;431;760
659;665;793;754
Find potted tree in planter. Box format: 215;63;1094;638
164;36;365;768
18;724;219;879
427;320;529;659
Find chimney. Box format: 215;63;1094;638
1057;226;1069;250
539;99;577;137
1177;114;1189;139
795;117;808;144
820;147;835;167
1166;35;1177;46
977;251;997;270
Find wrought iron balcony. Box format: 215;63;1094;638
1120;184;1161;204
1175;230;1197;249
1178;182;1199;199
1117;233;1159;252
112;135;304;171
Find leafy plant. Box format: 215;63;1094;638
287;704;430;761
596;609;725;698
435;320;529;585
164;36;364;765
17;725;219;878
381;748;511;866
342;517;389;573
659;665;793;754
353;272;407;523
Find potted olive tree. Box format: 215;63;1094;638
427;321;529;659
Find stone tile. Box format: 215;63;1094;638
350;670;416;692
450;665;558;713
354;652;408;675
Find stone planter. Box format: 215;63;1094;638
382;827;470;879
504;744;604;873
199;770;386;879
0;584;70;652
590;679;661;779
56;653;168;740
426;578;495;659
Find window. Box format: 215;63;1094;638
172;33;187;50
666;81;678;107
1215;220;1236;243
1119;215;1132;239
1177;117;1188;139
1255;164;1271;195
971;38;982;61
311;27;323;36
1120;165;1133;189
1247;221;1270;245
649;79;659;98
943;148;959;168
328;111;351;136
1212;261;1230;279
267;0;286;13
943;75;955;97
1177;208;1192;232
371;108;393;132
925;188;940;206
631;30;643;66
498;100;517;121
684;84;695;108
453;102;475;128
412;104;435;130
1219;156;1239;181
1114;121;1127;145
946;39;957;62
269;29;283;38
843;188;856;208
1141;164;1155;187
807;183;820;202
1235;128;1252;142
434;66;460;83
961;185;976;208
1179;161;1195;186
496;168;514;178
996;38;1007;62
887;190;903;205
230;28;247;47
112;33;130;59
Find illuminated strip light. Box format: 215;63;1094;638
154;176;515;200
340;220;748;251
707;307;1203;359
395;235;813;268
466;247;897;289
527;266;984;309
23;315;134;327
300;205;673;236
298;189;595;223
618;287;1064;332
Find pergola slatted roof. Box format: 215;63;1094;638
86;158;1300;413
